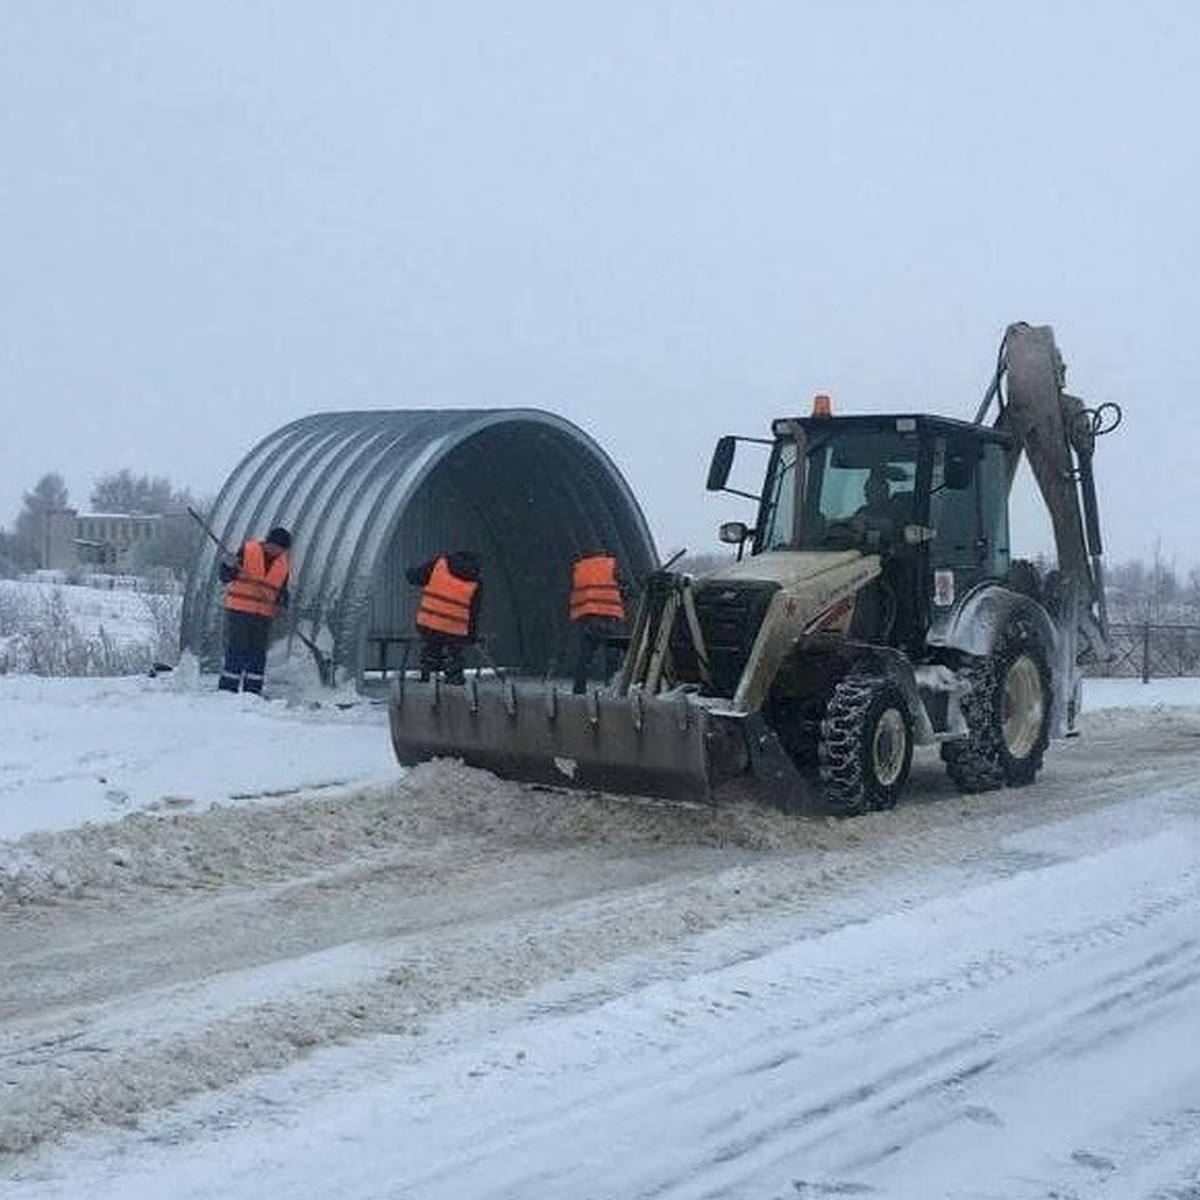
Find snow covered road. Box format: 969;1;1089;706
3;691;1200;1197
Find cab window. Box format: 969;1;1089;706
799;429;919;547
929;437;1009;577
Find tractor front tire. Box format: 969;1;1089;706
819;675;914;817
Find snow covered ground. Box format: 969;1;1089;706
2;582;1200;1199
0;661;394;843
0;665;1191;844
0;576;393;843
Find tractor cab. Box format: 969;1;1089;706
709;411;1015;649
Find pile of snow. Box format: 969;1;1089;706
2;667;1198;889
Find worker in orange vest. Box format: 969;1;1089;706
218;526;292;695
569;548;627;694
406;550;482;685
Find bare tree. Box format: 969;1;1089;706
90;469;179;515
86;471;204;577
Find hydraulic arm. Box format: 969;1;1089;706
974;322;1121;665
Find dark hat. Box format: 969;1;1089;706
265;526;293;550
449;549;481;579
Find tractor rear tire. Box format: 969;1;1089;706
995;625;1053;786
819;675;914;816
942;619;1052;793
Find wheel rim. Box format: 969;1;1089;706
871;707;908;787
1002;654;1044;759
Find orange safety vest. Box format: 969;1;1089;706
416;556;478;638
224;541;290;620
569;554;625;623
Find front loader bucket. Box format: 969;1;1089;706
389;677;752;804
389;677;822;814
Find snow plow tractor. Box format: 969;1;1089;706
390;322;1121;816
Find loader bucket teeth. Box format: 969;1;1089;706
390;679;750;804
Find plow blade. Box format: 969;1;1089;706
389;677;820;813
390;677;752;804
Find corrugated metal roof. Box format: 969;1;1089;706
180;409;658;684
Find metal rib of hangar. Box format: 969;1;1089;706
179;409;658;686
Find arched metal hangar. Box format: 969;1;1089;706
180;409;658;686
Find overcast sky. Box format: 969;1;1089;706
2;2;1196;568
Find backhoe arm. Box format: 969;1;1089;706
975;322;1121;665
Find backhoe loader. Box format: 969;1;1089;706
390;322;1121;815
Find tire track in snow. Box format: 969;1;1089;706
374;853;1200;1200
2;709;1199;1177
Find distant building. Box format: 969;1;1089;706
38;508;163;572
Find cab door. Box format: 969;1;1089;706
927;435;1011;617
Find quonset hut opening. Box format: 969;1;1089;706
180;410;658;687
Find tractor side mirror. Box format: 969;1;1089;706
719;519;754;562
706;437;737;491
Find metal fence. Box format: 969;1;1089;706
1088;622;1200;680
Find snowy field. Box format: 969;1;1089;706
2;578;1200;1198
0;578;179;678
